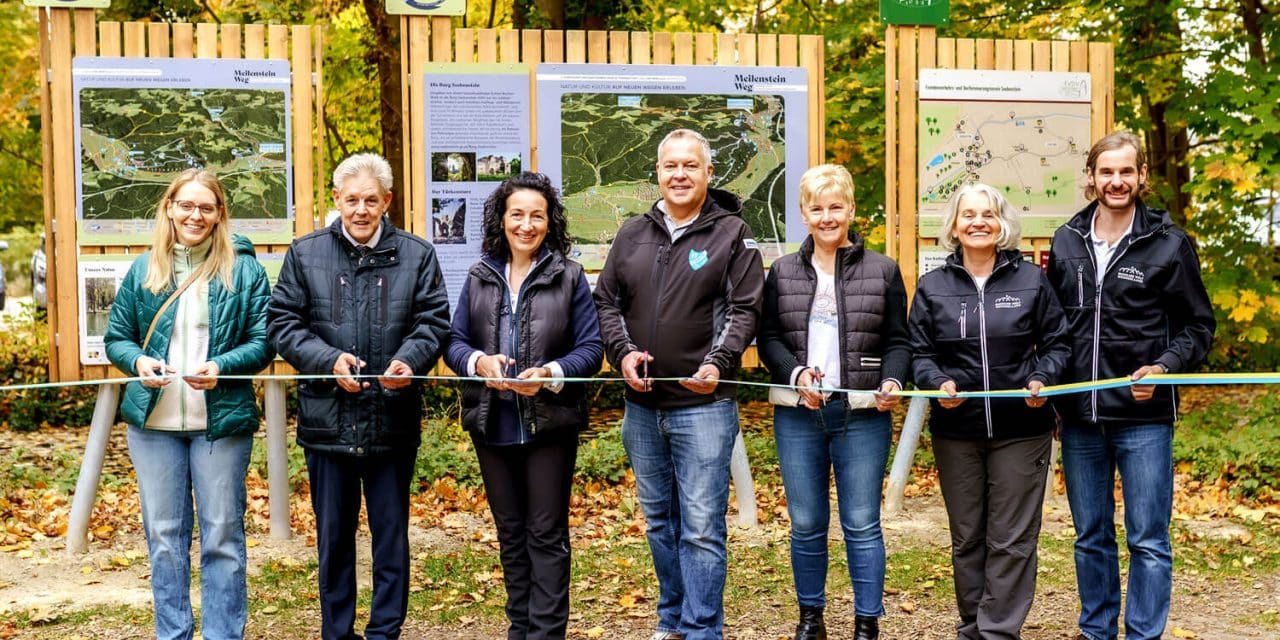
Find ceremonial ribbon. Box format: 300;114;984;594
1;372;1277;398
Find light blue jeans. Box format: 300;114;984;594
622;399;739;640
774;403;890;617
128;425;253;640
1061;422;1174;640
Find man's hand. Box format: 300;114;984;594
510;366;551;397
796;368;826;409
1025;379;1047;408
379;359;414;390
136;356;174;388
183;361;220;391
620;351;654;392
681;363;720;395
333;353;369;393
1130;364;1165;402
477;353;514;391
875;380;902;412
938;380;965;409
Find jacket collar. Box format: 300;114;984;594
328;215;399;258
799;230;866;266
476;247;563;288
643;187;743;233
1065;198;1170;242
943;248;1023;275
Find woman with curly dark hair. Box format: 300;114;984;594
445;171;603;640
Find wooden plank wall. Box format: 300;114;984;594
884;26;1114;296
37;9;324;381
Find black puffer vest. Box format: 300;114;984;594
459;252;590;436
759;231;911;393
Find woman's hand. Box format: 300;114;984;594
875;380;901;412
183;361;220;390
136;356;174;388
1024;379;1047;408
510;366;551;397
796;368;826;410
477;354;513;391
938;380;965;409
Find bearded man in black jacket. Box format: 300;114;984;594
1047;132;1215;640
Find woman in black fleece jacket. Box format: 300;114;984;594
907;182;1070;640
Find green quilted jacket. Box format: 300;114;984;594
104;235;274;440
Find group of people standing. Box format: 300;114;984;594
102;127;1213;640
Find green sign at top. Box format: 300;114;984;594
23;0;111;7
880;0;949;25
385;0;466;15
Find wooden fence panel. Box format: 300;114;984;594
653;32;672;65
173;23;194;58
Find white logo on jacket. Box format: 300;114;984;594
1117;265;1145;284
993;294;1022;309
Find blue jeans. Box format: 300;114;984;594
622;399;739;640
128;426;253;640
774;403;889;617
1061;422;1173;640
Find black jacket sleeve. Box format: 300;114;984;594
1028;271;1071;386
592;237;636;369
702;225;765;373
1154;235;1216;373
267;244;345;375
390;246;451;376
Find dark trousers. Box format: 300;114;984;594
934;433;1052;640
305;447;417;640
473;429;578;640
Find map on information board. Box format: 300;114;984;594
918;69;1091;238
74;57;293;245
538;64;809;267
560;92;787;247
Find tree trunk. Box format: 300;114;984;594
1131;3;1190;226
536;0;566;28
361;0;405;228
1144;100;1191;226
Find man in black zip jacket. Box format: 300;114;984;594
1047;132;1215;640
268;153;451;640
593;128;764;640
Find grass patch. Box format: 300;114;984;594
1175;393;1280;500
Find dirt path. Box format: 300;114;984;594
2;490;1277;639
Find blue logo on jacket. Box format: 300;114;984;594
688;249;709;271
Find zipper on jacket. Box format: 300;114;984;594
334;275;348;325
952;259;1013;439
959;301;968;339
483;254;552;439
1076;265;1085;307
376;276;386;325
974;285;993;438
645;241;674;357
1067;223;1159;421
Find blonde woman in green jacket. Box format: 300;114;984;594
103;169;273;640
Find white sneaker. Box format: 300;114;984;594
650;633;684;640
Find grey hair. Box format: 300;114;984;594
657;128;713;166
333;152;393;193
938;182;1022;252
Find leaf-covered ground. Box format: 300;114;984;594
0;393;1277;639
